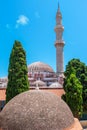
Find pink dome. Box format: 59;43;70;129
28;61;54;73
49;82;63;88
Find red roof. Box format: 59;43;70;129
0;88;65;101
30;87;65;97
0;88;6;100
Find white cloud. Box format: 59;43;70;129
35;11;40;19
15;15;29;28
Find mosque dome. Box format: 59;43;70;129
28;61;54;73
0;90;74;130
49;82;63;88
33;80;46;87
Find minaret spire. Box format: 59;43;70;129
58;2;60;12
54;4;65;75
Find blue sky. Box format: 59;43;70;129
0;0;87;77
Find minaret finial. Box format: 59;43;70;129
58;2;60;12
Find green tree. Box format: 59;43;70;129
65;59;87;112
63;70;83;118
6;40;29;103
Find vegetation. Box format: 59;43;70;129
63;69;83;118
64;59;87;112
6;40;29;103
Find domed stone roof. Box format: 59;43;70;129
49;82;63;88
33;80;46;87
28;61;54;73
0;90;74;130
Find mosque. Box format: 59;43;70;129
27;4;65;87
0;5;65;110
0;4;83;130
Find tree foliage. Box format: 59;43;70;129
6;40;29;103
64;59;87;112
63;70;83;118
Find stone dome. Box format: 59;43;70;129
0;90;74;130
49;82;63;88
28;61;54;73
33;80;46;87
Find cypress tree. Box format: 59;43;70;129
65;59;87;112
6;40;29;103
64;72;83;118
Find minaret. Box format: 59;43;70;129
54;4;65;75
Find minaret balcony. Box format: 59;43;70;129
55;25;64;32
56;13;62;18
55;40;65;47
